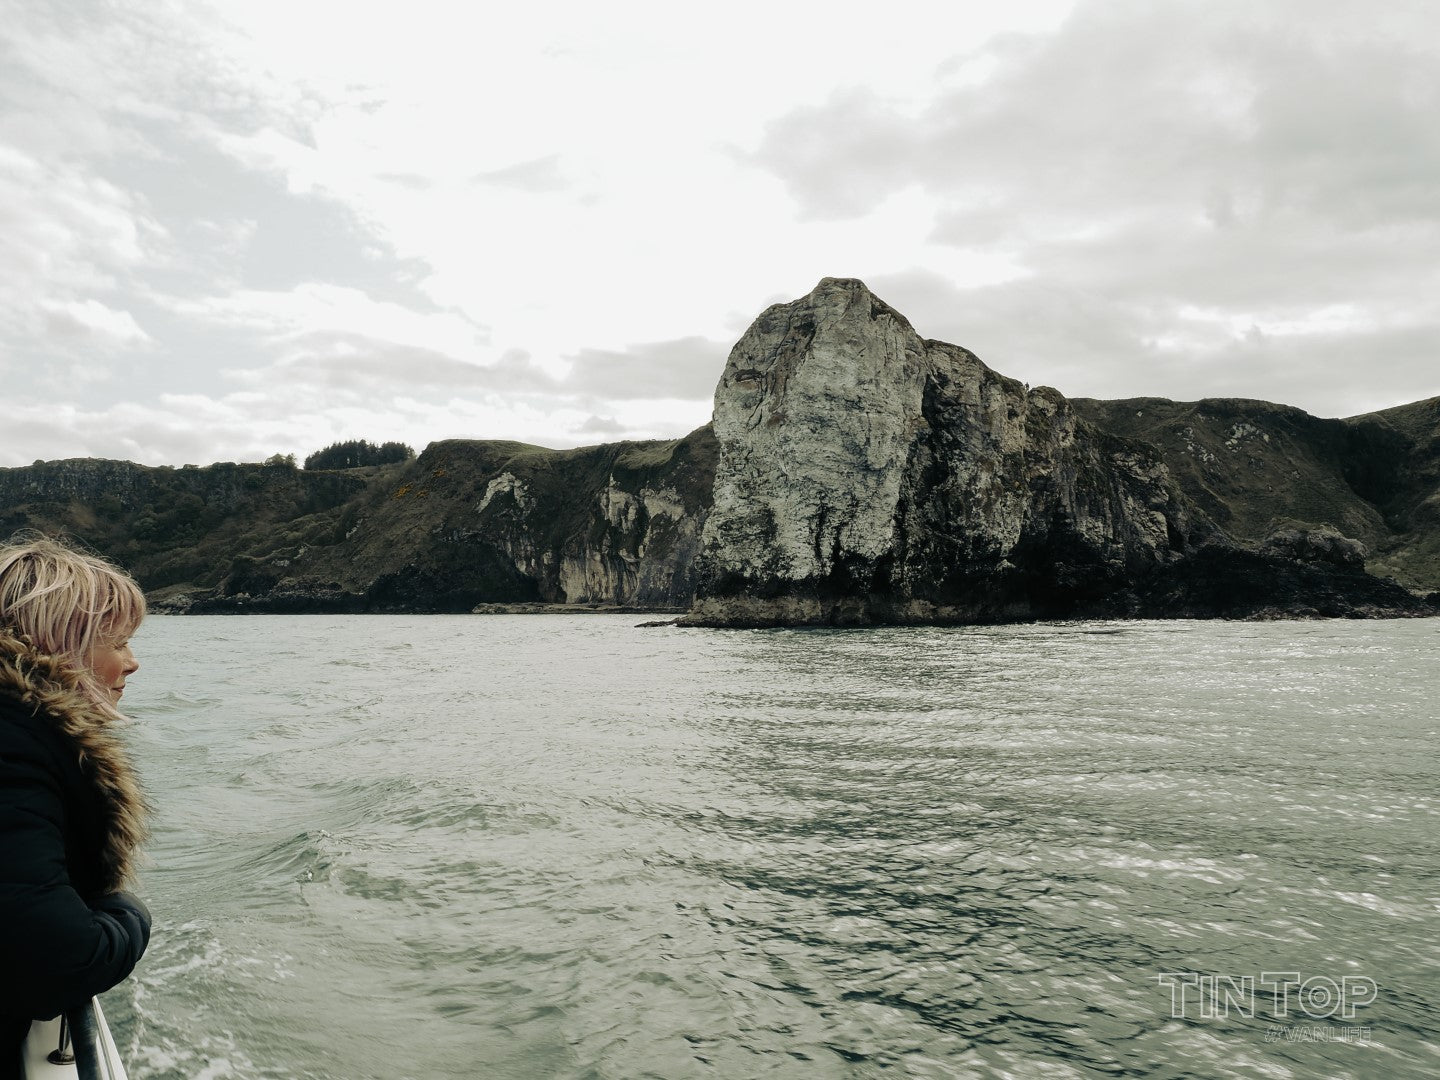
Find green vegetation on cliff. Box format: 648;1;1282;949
0;458;371;594
304;440;415;470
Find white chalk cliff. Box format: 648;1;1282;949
684;277;1208;625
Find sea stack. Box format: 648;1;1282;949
682;277;1431;626
682;278;1206;625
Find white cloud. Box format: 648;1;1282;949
42;299;152;346
576;415;626;437
749;0;1440;416
0;144;162;356
563;337;729;401
170;282;486;354
3;0;1436;469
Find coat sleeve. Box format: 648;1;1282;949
0;724;150;1019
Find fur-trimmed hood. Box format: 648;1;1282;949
0;630;147;892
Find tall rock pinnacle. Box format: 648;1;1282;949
685;277;1207;625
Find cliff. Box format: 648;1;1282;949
1070;395;1440;592
240;428;718;613
0;430;716;614
681;278;1435;626
0;459;369;593
1;280;1435;621
139;429;718;613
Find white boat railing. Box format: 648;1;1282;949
24;998;128;1080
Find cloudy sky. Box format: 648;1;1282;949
2;0;1436;467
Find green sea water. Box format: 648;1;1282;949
102;615;1439;1079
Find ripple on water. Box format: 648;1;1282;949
111;615;1440;1079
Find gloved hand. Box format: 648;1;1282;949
91;891;152;977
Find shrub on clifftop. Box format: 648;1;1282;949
304;440;415;470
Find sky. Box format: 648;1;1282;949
1;0;1437;467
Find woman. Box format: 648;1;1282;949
0;537;152;1076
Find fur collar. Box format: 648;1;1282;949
0;630;147;892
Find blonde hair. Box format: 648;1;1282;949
0;535;146;717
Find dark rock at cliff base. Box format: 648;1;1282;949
364;544;543;613
1138;545;1437;620
1261;521;1367;568
165;584;368;615
680;277;1434;627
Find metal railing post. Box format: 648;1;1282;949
46;1012;74;1065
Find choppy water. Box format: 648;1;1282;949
100;615;1438;1079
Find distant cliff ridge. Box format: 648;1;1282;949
0;434;717;614
1;278;1436;620
0;458;368;593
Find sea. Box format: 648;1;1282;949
99;614;1438;1080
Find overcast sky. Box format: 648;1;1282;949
2;0;1437;467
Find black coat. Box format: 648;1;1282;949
0;633;151;1074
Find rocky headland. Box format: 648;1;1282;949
680;278;1434;625
2;278;1436;622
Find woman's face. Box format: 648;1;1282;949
87;635;139;703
